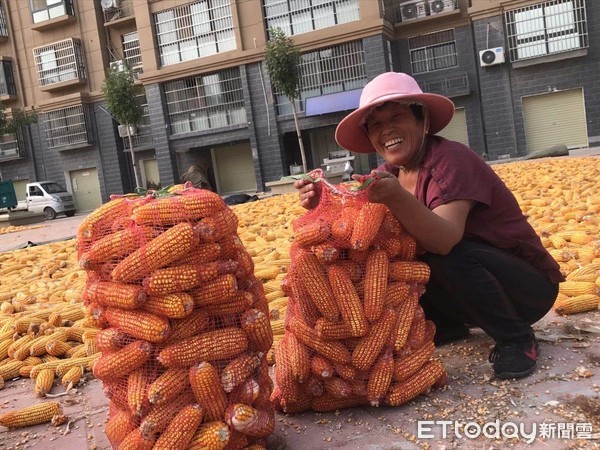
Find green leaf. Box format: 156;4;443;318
264;27;301;101
101;67;144;127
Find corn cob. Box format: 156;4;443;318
142;292;194;319
285;277;320;326
94;327;130;352
352;309;398;371
295;252;339;321
105;409;137;447
554;294;600;315
162;309;210;345
388;261;431;283
323;376;353;398
294;219;330;248
173;242;222;266
282;333;308;384
384;282;411;308
78;197;129;242
332;362;357;381
351;203;387;250
45;340;72;357
315;318;355;340
0;402;62;428
119;428;156;450
331;215;354;247
126;368;150;417
111;222;200;282
366;348;394;406
65;326;87;342
132;190;226;225
61;365;83;387
203;291;254;316
104;308;170;343
311;395;367;412
385;359;445;406
390;294;419;350
140;393;192;438
86;302;108;328
310;355;334;379
86;281;146;310
363;250;389;322
188;421;230;450
304;375;325;397
152;403;204;449
558;281;599;296
312;243;340;264
143;369;187;406
93;340;151;381
274;339;302;403
221;353;261;393
393;340;435;382
143;260;237;296
407;315;428;350
195;208;238;243
158;327;248;367
0;360;24;380
13;318;44;335
189;362;228;422
190;274;238;307
79;226;157;268
35;368;54;397
241;308;273;353
328;265;368;336
224;431;250;450
288;316;351;364
56;354;99;378
225;403;275;438
230;377;260;404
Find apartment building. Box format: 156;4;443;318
0;0;597;212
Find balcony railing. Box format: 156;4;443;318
123;103;152;150
103;0;134;23
0;130;26;159
33;38;86;89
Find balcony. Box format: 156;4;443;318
30;0;76;32
34;38;86;92
384;0;459;25
103;0;135;25
0;131;26;161
0;59;17;101
421;72;470;98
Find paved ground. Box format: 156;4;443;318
0;196;598;449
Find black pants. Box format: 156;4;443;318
419;240;559;344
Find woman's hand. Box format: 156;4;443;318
353;170;403;205
294;178;321;210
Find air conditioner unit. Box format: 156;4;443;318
118;124;138;138
479;47;505;67
399;1;428;22
109;60;125;72
132;66;143;81
100;0;119;11
429;0;455;15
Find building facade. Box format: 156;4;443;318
0;0;597;211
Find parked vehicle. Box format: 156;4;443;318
1;181;76;220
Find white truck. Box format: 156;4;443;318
10;181;76;220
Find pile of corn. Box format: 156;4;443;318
493;156;600;315
77;191;274;449
0;224;45;235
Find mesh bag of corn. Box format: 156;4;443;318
77;184;274;449
271;170;446;413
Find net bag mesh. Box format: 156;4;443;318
272;169;446;413
76;183;274;449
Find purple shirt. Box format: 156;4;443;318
378;136;563;284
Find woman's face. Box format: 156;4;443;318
365;102;424;167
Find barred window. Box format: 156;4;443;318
164;68;246;135
505;0;588;61
154;0;235;67
33;38;86;87
264;0;359;38
30;0;74;24
123;32;141;69
43;104;93;149
409;29;457;74
275;40;367;116
0;129;24;158
0;3;8;38
0;60;16;96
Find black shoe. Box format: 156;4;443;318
488;337;539;379
434;324;470;346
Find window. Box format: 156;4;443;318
43;104;93;149
0;3;8;37
0;60;16;96
164;68;246;135
30;0;74;24
264;0;359;37
33;38;86;87
154;0;235;67
274;40;367;116
123;32;141;69
505;0;588;61
409;29;457;74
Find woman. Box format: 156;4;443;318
295;72;563;380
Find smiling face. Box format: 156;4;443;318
364;102;426;168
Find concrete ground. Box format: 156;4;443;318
0;202;598;449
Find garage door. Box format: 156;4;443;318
12;179;29;202
436;108;469;146
142;159;160;190
523;88;588;153
70;168;102;212
213;142;257;194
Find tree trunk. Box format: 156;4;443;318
127;126;142;189
290;100;307;174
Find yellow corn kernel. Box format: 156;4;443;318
0;402;62;428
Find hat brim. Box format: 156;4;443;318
335;93;455;154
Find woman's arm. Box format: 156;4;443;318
366;171;473;255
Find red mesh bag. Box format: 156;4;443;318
272;169;446;413
77;183;274;449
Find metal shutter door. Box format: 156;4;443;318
142;159;160;188
523;89;588;153
213;143;257;195
436;108;469;146
12;179;29;202
70;168;102;213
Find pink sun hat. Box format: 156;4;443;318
335;72;455;153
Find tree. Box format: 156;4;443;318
0;103;37;136
264;27;307;174
101;67;144;189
